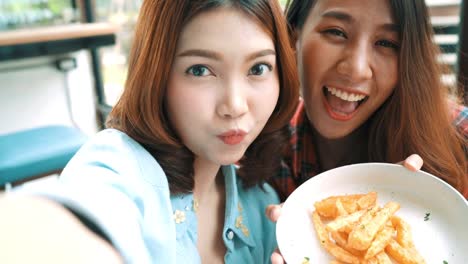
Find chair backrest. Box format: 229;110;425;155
0;125;88;189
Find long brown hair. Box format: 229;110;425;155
286;0;467;195
107;0;299;194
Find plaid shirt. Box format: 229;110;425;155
272;100;468;201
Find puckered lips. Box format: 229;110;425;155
322;85;368;121
217;129;247;145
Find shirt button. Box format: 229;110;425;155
226;230;234;240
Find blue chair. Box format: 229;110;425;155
0;125;88;188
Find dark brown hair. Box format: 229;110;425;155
285;0;467;195
107;0;299;194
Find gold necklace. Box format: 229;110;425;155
193;198;200;213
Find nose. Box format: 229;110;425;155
336;42;373;82
216;80;248;119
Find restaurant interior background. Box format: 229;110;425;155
0;0;466;186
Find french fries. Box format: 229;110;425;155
311;192;425;264
314;192;377;219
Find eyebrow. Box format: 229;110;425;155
246;49;276;61
322;10;353;22
321;10;400;33
381;23;400;33
177;49;276;61
177;49;221;60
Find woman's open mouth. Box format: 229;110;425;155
322;86;368;121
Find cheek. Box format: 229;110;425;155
376;58;399;100
299;39;327;95
264;78;281;112
251;80;280;123
301;44;319;79
166;75;184;113
167;75;213;113
168;91;210;123
389;60;399;89
166;85;187;125
166;80;208;135
166;90;210;149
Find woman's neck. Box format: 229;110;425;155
312;123;370;172
192;158;226;262
192;158;223;203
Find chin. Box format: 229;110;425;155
314;123;356;140
322;132;351;140
215;154;244;166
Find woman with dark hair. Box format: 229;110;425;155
0;0;298;263
268;0;467;262
271;0;467;199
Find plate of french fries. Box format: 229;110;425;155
276;163;468;264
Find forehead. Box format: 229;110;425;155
310;0;396;25
177;7;274;52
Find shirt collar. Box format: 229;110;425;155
170;165;256;247
222;165;256;248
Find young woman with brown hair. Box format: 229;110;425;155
0;0;298;263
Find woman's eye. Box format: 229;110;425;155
186;65;211;77
376;40;399;50
324;28;347;38
249;63;272;76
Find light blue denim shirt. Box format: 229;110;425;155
16;129;279;264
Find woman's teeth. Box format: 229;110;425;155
326;86;366;102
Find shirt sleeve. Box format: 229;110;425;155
270;158;297;202
12;129;177;264
270;121;301;201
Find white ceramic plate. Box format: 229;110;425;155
276;163;468;264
